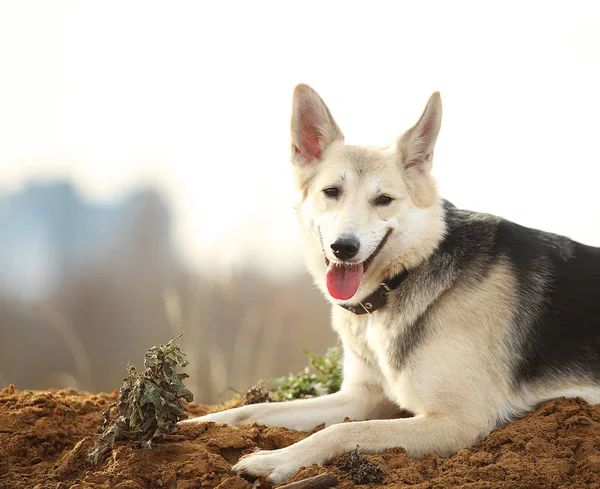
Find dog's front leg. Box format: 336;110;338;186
183;350;395;432
182;383;395;432
233;413;487;484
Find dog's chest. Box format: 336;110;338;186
334;310;417;401
365;317;400;378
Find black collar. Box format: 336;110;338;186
338;270;408;315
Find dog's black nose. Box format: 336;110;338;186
331;236;360;261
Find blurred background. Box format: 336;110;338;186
1;1;599;403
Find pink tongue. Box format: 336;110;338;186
326;263;364;300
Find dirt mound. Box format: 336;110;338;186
2;385;600;488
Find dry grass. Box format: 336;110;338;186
0;269;336;404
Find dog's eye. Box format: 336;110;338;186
374;195;393;206
323;187;339;198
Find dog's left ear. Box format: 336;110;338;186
398;92;442;173
291;84;344;164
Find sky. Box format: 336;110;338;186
1;1;600;275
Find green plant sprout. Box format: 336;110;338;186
271;346;342;401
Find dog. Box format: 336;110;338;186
184;84;600;484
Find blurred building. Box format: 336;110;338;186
0;181;176;300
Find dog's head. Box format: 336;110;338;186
290;84;446;304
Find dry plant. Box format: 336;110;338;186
88;335;192;466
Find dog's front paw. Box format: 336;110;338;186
233;448;304;484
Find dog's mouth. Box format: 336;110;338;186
323;229;392;301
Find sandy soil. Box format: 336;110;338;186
2;385;600;488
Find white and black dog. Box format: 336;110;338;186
185;84;600;484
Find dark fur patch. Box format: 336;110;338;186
385;307;424;371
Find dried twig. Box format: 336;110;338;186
277;473;338;489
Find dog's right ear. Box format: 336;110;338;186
398;92;442;173
291;84;344;164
